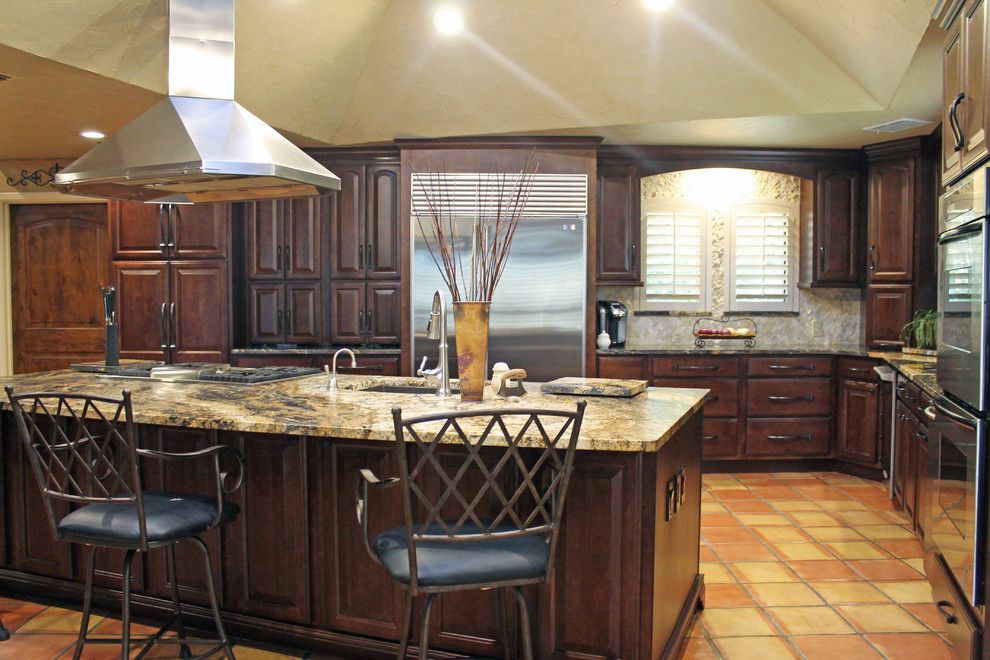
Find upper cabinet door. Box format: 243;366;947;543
366;164;401;280
285;196;325;280
329;281;366;345
944;24;964;182
815;169;862;285
111;202;169;260
245;200;283;280
246;281;284;345
867;159;915;283
170;203;229;260
285;282;322;345
113;261;170;361
170;261;228;363
596;163;641;284
962;0;988;171
367;281;401;345
330;164;366;279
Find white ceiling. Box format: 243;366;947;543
0;0;942;158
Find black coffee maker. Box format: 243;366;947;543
596;300;628;347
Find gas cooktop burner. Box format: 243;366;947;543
198;366;321;384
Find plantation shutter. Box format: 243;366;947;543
729;204;797;312
642;206;707;311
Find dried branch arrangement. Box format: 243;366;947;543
413;154;538;302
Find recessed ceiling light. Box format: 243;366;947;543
642;0;675;11
80;130;105;140
434;7;464;35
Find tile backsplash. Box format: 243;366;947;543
599;169;863;350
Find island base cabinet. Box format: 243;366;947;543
0;413;705;659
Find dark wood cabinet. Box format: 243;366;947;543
800;167;863;286
246;282;284;345
228;353;400;375
837;378;881;467
864;284;913;348
245;201;282;280
329;163;401;281
867;159;915;282
943;0;989;183
112;202;228;261
329;281;401;346
893;400;918;520
285;282;323;345
114;261;228;363
596;163;641;284
596;355;646;379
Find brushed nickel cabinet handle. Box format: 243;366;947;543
819;244;826;272
366;244;373;272
868;244;877;270
284;245;291;272
768;395;814;403
673;364;719;372
276;309;283;335
276;245;282;272
768;364;814;371
767;434;813;441
160;302;168;351
168;302;177;349
358;244;364;269
702;435;718;442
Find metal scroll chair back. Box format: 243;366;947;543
390;401;587;594
4;387;146;547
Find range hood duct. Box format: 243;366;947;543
54;0;340;204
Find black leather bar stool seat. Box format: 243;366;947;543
358;402;587;660
58;491;239;546
5;386;244;660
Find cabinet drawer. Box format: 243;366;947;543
747;379;833;417
651;356;740;378
895;375;923;407
652;378;739;417
702;418;740;459
598;356;646;380
745;418;831;457
747;356;833;377
926;552;981;659
839;357;879;382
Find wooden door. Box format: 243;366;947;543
944;22;964;181
10;204;109;373
865;284;912;348
962;0;988;170
246;282;284;345
285;282;322;345
365;164;401;280
596;164;640;283
170;261;228;363
868;159;915;282
171;203;229;260
111;201;168;260
285;196;324;279
815;169;862;285
367;282;401;345
245;200;283;279
114;261;169;361
329;281;366;344
329;164;366;279
893;401;916;518
837;379;880;466
223;432;311;623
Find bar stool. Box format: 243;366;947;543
4;386;244;660
357;401;586;660
0;616;9;641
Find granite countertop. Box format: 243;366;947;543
598;343;872;357
232;346;401;356
868;351;940;398
0;371;707;454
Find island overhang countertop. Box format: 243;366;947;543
0;371;708;453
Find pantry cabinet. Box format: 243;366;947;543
942;0;989;183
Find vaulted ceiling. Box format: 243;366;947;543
0;0;940;159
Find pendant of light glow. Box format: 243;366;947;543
642;0;675;12
433;7;464;35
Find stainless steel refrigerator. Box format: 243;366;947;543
411;215;586;383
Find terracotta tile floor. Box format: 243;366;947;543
688;471;953;659
0;471;953;659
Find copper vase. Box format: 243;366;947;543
453;301;491;401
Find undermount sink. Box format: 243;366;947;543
360;384;458;395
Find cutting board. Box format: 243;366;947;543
540;377;647;397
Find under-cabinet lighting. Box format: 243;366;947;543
80;130;105;140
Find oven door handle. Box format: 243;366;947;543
935;396;978;430
938;216;986;244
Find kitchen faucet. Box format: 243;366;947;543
326;348;357;392
417;289;452;398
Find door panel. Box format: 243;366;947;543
596;164;640;283
285;282;322;345
868;160;915;282
367;282;401;345
114;261;170;361
944;24;964;181
245;200;282;280
171;203;229;260
170;261;228;363
247;282;284;345
816;170;861;284
329;282;366;344
962;0;988;170
329;165;365;279
865;284;913;348
837;379;880;466
11;204;109;373
285;196;325;279
111;201;167;260
366;164;401;279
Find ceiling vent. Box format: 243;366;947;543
862;118;932;134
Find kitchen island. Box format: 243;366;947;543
0;370;707;659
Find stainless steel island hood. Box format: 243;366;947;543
54;0;340;204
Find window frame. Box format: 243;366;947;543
639;199;712;313
726;200;800;313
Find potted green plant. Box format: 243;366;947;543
900;309;937;356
